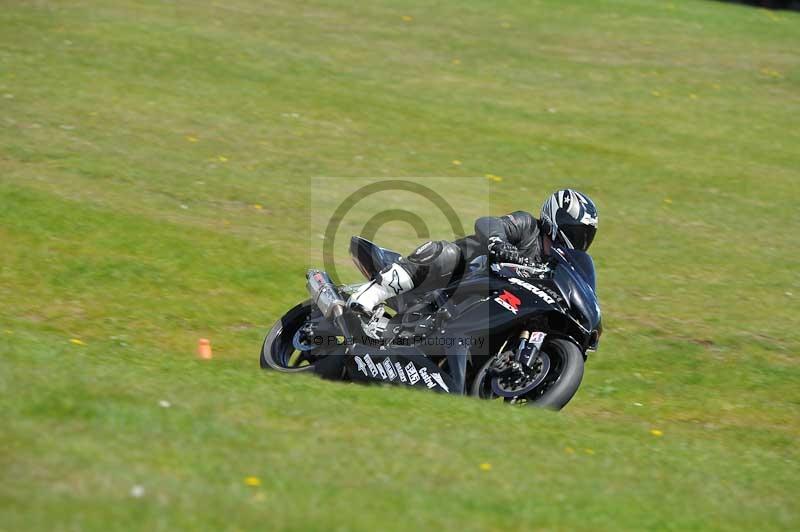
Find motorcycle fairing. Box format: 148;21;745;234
430;250;600;353
344;344;455;393
344;236;601;356
433;264;565;348
550;247;601;337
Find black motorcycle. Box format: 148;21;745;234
260;236;602;409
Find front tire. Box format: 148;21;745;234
470;339;584;410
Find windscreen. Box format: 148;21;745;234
561;248;596;292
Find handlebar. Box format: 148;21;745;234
494;262;553;275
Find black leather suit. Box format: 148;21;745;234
397;210;544;291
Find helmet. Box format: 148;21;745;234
540;189;598;251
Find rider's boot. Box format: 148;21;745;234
348;263;414;313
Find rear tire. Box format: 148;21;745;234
260;300;320;372
470;338;584;410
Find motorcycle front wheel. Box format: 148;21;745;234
470;338;584;410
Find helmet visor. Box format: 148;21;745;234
559;224;597;251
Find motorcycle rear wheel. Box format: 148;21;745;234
470;338;584;410
260;300;343;372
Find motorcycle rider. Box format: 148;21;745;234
348;188;599;313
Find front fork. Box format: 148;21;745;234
517;330;547;368
489;329;547;377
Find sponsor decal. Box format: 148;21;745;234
540;286;563;303
430;372;450;393
364;354;379;377
394;362;408;383
383;359;397;380
358;356;447;391
508;277;556;305
354;356;369;377
494;290;521;314
418;367;436;389
405;362;421;385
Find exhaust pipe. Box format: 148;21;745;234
306;270;346;320
306;270;355;352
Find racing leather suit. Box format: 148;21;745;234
349;211;544;312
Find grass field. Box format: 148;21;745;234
1;0;799;530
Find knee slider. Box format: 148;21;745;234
402;240;462;290
407;241;442;264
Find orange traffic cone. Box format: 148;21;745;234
198;338;212;360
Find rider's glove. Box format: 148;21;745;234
488;237;523;264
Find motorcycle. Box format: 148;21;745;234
260;236;602;409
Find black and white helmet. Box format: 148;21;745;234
540;189;598;251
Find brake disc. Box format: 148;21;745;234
490;352;551;398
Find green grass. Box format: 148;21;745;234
1;0;799;529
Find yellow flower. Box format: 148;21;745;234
401;15;413;22
485;174;503;182
564;447;575;455
651;90;661;97
664;198;673;204
650;429;664;437
70;338;86;346
186;136;199;143
759;68;783;79
584;448;595;455
218;155;228;162
252;204;263;210
244;476;261;486
479;463;492;471
451;59;461;65
452;160;462;166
